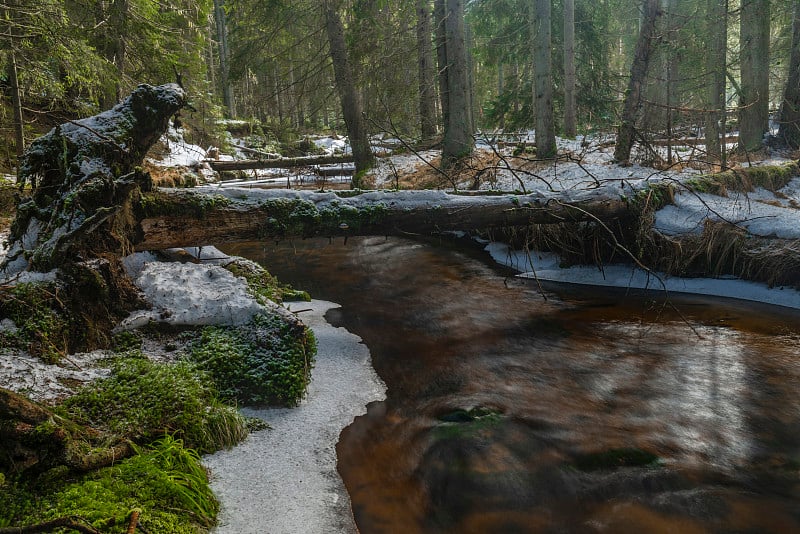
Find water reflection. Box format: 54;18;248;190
222;237;800;533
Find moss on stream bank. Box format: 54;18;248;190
0;258;317;532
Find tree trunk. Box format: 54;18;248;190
532;0;556;158
323;1;374;181
440;0;474;167
110;0;129;103
214;0;235;117
615;0;662;163
207;153;354;172
6;46;24;166
434;0;450;133
417;0;438;141
563;0;577;138
705;0;727;161
133;188;633;251
739;0;770;154
779;0;800;148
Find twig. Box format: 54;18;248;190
0;516;101;534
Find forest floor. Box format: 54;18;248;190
2;127;800;532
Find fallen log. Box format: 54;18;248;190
133;188;634;250
207;154;355;172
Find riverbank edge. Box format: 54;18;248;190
203;299;386;534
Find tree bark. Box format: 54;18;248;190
705;0;728;161
133;189;634;251
214;0;235;117
532;0;556;158
440;0;474;167
434;0;450;132
615;0;662;163
323;1;374;181
207;154;355;172
779;0;800;148
417;0;438;141
0;387;133;475
739;0;770;154
563;0;577;138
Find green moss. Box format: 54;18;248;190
111;330;143;352
223;259;310;305
60;356;247;453
0;436;217;533
572;448;660;472
0;282;70;363
139;191;230;218
188;313;316;406
433;407;503;439
258;197;389;238
686;162;799;196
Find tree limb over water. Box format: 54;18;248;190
132;188;634;251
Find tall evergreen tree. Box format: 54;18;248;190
531;0;556;157
739;0;771;153
615;0;662;163
779;0;800;148
323;0;374;179
436;0;474;167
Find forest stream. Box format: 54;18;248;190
221;236;800;534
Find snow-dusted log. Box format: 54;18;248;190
133;188;633;251
207;154;355;172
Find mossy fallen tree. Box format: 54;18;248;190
132;188;635;250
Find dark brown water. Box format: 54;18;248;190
222;237;800;534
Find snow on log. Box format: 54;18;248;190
207;154;355;172
133;188;633;250
2;83;185;274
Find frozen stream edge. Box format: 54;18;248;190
204;299;386;534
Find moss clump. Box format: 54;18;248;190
573;448;660;472
0;282;70;363
685;162;799;196
60;356;247;453
433;407;503;439
0;436;218;533
188;313;316;406
138;190;230;218
259;197;389;238
224;258;310;304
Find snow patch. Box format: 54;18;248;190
118;259;266;329
487;242;800;311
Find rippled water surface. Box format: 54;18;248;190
222;237;800;533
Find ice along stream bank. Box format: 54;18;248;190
203;299;386;534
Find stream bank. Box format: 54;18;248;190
204;300;385;534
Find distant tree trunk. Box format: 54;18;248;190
110;0;129;103
434;0;450;131
705;0;727;162
563;0;577;138
779;0;800;148
615;0;662;163
739;0;770;154
417;0;438;140
498;62;506;130
323;0;374;181
439;0;474;167
213;0;235;117
531;0;556;157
